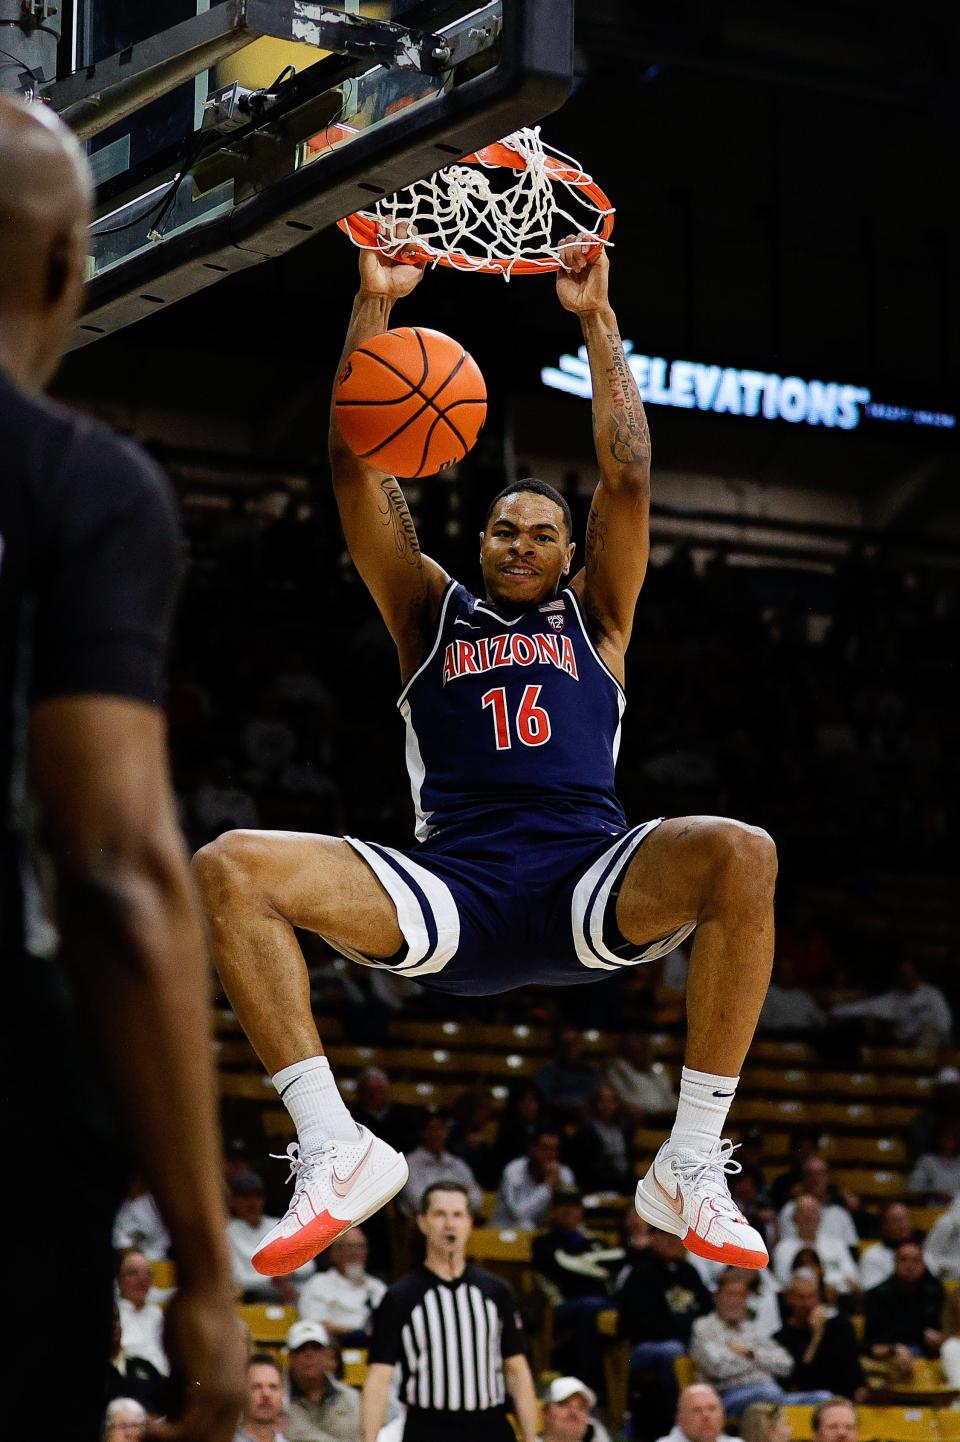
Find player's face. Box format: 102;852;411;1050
480;494;575;608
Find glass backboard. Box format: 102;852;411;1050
40;1;573;346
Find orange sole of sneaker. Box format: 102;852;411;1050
252;1166;408;1277
683;1228;769;1269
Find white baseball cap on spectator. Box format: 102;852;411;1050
543;1376;597;1409
287;1319;332;1350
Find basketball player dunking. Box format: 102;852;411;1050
194;237;777;1276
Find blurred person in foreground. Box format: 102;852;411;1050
285;1320;360;1442
538;1377;611;1442
0;96;242;1440
654;1384;736;1442
235;1355;289;1442
810;1399;858;1442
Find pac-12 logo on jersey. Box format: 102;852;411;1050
546;613;565;632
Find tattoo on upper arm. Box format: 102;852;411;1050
584;502;608;575
604;334;651;467
378;478;422;567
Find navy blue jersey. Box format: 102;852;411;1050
398;580;627;839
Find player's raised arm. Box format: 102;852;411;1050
558;238;651;670
329;244;449;678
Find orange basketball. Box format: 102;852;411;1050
334;326;487;478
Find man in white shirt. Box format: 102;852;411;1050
830;960;953;1050
397;1114;484;1217
923;1195;960;1280
860;1203;918;1290
492;1127;576;1230
117;1249;168;1378
654;1383;736;1442
689;1272;830;1417
112;1182;171;1261
778;1157;859;1249
297;1228;386;1343
226;1172;315;1303
539;1376;611;1442
773;1196;860;1295
603;1032;678;1121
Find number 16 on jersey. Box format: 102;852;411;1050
481;685;552;749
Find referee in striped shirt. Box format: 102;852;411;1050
361;1181;538;1442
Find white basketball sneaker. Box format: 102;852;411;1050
252;1128;409;1277
635;1137;769;1269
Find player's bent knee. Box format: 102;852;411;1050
192;828;269;904
710;820;778;898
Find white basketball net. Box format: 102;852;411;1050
349;125;613;278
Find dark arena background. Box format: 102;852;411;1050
9;2;960;1439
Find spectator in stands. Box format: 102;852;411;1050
689;1272;829;1417
859;1202;920;1289
535;1027;599;1120
492;1125;576;1230
106;1301;169;1416
116;1250;168;1378
908;1121;960;1203
495;1081;548;1171
234;1353;289;1442
774;1272;865;1398
620;1208;652;1269
296;1228;386;1344
617;1229;711;1425
603;1032;678;1121
103;1397;148;1440
539;1376;612;1442
924;1194;960;1280
566;1083;634;1193
772;1196;860;1295
757;958;825;1035
829;959;953;1051
739;1403;792;1442
532;1187;616;1393
352;1066;422;1155
863;1240;945;1371
397;1113;484;1217
447;1088;499;1189
654;1384;736;1442
285;1320;360;1442
769;1131;821;1210
778;1159;859;1248
226;1172;314;1303
810;1400;857;1442
112;1181;170;1261
941;1290;960;1388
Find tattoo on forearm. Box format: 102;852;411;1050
585;502;608;575
378;478;422;566
604;332;651;466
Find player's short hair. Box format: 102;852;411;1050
484;478;573;538
419;1180;472;1214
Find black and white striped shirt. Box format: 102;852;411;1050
368;1264;524;1414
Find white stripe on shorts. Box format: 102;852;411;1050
339;836;460;978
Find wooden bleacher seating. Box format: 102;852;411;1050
150;1258;176;1291
341;1347;368;1389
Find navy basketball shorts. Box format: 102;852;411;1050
336;810;696;997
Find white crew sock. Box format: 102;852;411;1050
670;1065;740;1151
271;1055;358;1150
